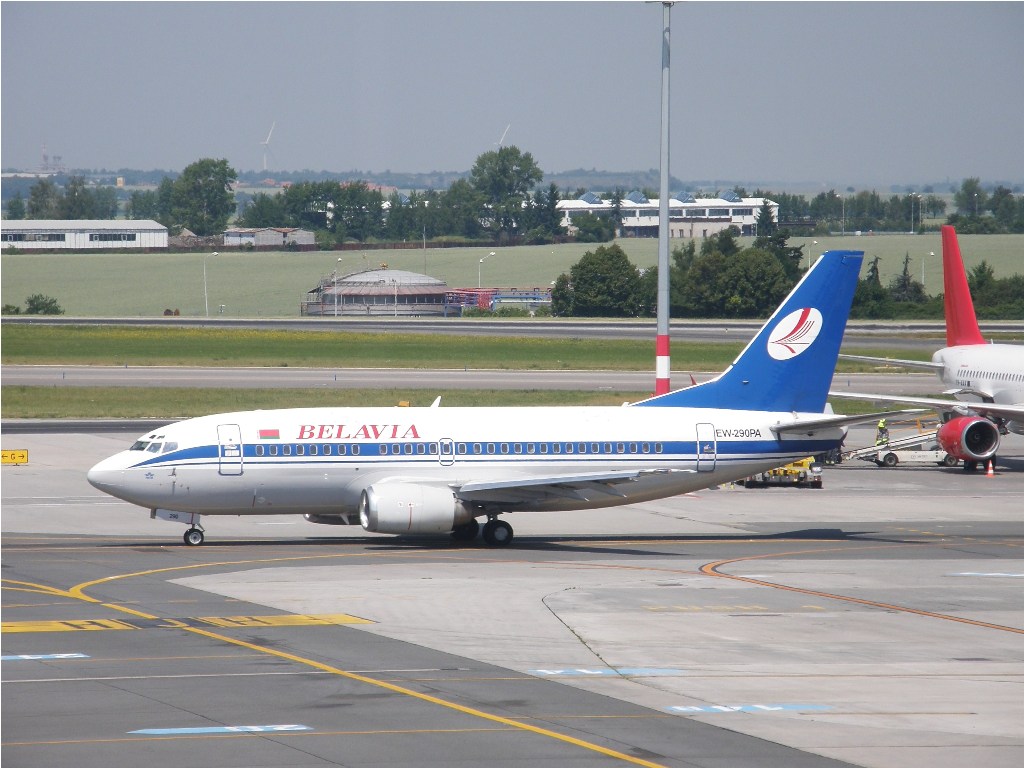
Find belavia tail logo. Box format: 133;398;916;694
766;307;823;360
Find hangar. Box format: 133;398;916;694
1;219;168;250
301;267;451;317
223;227;315;250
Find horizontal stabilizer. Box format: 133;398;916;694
839;353;943;372
772;408;929;436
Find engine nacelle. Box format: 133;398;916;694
304;513;359;526
359;483;474;535
937;415;1000;462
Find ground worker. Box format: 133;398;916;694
875;419;889;445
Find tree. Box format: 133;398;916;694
27;179;61;219
5;192;26;220
127;189;160;220
237;192;286;228
888;253;926;303
954;178;987;217
24;294;64;315
756;199;776;236
469;145;543;239
850;256;890;318
554;243;642;317
170;158;237;235
572;212;615;243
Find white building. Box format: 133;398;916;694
1;219;168;250
223;227;316;249
557;191;778;238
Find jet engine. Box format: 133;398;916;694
359;483;475;535
937;415;1000;462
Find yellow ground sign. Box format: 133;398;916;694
2;613;373;633
2;449;29;465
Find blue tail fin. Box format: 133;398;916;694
633;250;864;413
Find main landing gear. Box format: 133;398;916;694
183;526;205;546
450;517;514;547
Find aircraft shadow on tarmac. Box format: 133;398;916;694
35;526;917;556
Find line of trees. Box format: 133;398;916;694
5;157;1024;242
552;227;1024;319
236;146;564;246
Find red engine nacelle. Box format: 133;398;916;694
936;416;1000;462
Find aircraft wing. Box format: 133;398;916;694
839;353;943;372
455;469;693;505
828;391;1024;423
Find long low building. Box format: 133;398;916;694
1;219;168;250
557;191;778;238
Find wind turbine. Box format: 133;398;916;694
261;121;276;172
495;123;510;147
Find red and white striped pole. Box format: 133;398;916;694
654;2;673;395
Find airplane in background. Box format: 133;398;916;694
89;249;903;547
833;225;1024;469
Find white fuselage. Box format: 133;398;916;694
87;405;843;519
934;344;1024;433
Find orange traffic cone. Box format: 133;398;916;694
986;460;995;477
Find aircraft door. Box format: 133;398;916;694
696;422;717;472
217;423;244;476
437;438;455;467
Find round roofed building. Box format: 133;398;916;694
301;267;450;317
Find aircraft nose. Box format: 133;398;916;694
87;456;125;493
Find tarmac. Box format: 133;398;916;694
2;424;1022;768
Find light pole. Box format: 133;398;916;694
478;251;495;289
923;251;934;290
204;251;218;317
333;258;343;317
808;240;817;271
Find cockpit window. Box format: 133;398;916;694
146;443;163;453
162;442;178;453
130;441;151;451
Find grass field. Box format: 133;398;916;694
4;233;1022;318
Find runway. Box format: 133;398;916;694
3;426;1022;768
3;364;936;395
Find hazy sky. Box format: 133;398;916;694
3;1;1022;187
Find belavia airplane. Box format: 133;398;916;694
88;249;894;547
832;225;1024;470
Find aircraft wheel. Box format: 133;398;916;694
482;519;513;547
184;528;205;546
451;519;480;542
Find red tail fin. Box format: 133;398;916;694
941;225;985;347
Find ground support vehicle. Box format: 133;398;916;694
740;457;823;488
844;430;958;467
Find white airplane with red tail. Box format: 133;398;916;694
834;225;1024;469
